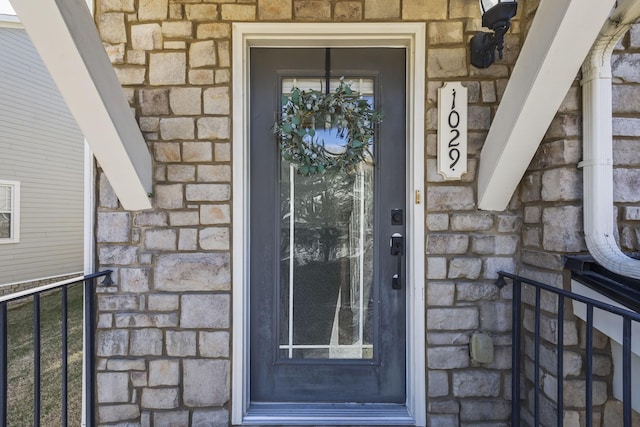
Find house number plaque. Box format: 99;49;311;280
437;82;468;180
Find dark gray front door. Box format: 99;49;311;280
249;47;406;404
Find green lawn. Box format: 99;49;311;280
6;284;84;427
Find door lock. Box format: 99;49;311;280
390;233;404;290
391;209;403;225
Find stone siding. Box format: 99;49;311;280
93;0;639;425
96;0;234;421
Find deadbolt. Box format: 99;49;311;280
391;209;403;225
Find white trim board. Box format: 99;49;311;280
231;22;426;426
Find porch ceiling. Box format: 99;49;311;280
9;0;152;211
477;0;618;211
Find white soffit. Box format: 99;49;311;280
477;0;617;211
9;0;152;211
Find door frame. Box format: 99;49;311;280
231;23;426;426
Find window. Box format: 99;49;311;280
0;180;20;244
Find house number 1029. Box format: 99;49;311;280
448;90;461;170
437;82;468;180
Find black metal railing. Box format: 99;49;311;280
0;270;112;427
497;271;640;427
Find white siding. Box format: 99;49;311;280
0;26;84;285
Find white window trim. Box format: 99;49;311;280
231;22;426;426
0;180;20;244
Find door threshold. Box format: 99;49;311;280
243;402;416;425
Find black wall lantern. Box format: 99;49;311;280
470;0;518;68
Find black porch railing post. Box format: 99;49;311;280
34;294;41;427
623;318;632;426
61;286;68;427
586;305;593;427
557;295;564;427
510;276;521;426
84;276;97;426
0;302;7;426
534;287;541;426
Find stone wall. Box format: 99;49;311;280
92;0;639;426
95;0;234;423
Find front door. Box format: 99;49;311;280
249;47;406;406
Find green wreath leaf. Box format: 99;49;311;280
273;77;383;176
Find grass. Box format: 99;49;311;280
6;284;84;427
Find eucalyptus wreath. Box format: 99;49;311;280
273;78;383;176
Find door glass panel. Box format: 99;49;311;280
279;78;375;360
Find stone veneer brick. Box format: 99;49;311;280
427;48;468;78
155;253;230;291
98;13;127;44
428;347;470;370
97;372;129;403
113;66;146;85
148;360;179;387
162;21;192;38
197;117;230;139
183;360;230;406
259;0;292;20
141;388;178;410
138;0;168;21
203;87;230;115
221;4;257;21
293;0;331;20
131;23;162;50
364;0;399;19
334;1;362;21
183;141;213;162
149;52;186;85
428;21;463;45
98;404;140;424
402;0;446;20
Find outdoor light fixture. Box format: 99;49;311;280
470;0;518;68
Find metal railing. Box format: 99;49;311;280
497;271;640;427
0;270;112;427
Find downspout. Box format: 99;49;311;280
581;1;640;279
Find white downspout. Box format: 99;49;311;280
581;1;640;279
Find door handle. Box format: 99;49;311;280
390;233;403;290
